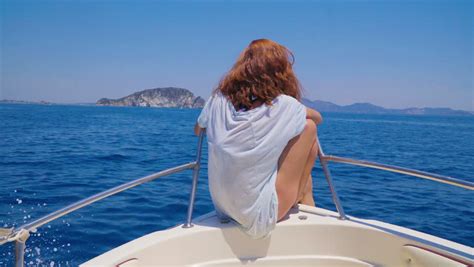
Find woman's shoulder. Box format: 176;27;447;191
272;94;306;117
203;91;226;106
210;90;228;102
274;94;300;105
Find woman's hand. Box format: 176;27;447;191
306;107;323;125
194;123;205;136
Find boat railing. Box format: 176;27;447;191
316;138;474;220
1;132;473;267
1;132;205;267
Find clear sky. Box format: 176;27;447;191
1;0;472;110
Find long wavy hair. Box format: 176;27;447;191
215;39;302;110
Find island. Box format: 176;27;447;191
96;87;205;108
4;87;470;116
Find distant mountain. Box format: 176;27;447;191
96;87;205;108
301;99;342;112
302;98;472;116
3;91;471;116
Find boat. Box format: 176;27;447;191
1;132;473;267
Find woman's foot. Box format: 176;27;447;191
299;191;315;206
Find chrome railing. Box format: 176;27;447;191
321;155;474;190
184;130;205;228
1;131;473;266
317;140;347;219
316;136;473;221
0;132;205;267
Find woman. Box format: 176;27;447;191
194;39;322;239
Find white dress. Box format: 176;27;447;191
197;91;307;239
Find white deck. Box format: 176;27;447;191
82;204;474;267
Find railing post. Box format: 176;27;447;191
14;229;30;267
15;240;26;267
317;137;347;220
183;131;205;228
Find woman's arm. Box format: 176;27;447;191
306;107;323;125
194;122;205;136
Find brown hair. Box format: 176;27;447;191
215;39;302;110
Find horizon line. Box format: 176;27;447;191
1;96;472;113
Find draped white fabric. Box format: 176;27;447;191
198;92;306;239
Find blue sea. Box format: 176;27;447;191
1;103;473;266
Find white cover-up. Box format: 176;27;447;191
197;91;307;239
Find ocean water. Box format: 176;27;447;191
0;103;472;266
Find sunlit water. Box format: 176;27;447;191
1;103;473;266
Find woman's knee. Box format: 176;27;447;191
298;119;316;144
303;119;316;136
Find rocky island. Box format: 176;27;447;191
96;87;205;108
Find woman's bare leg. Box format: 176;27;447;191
296;138;318;206
299;174;315;206
276;119;316;221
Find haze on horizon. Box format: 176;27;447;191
1;0;472;111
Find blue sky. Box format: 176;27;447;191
1;0;472;110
